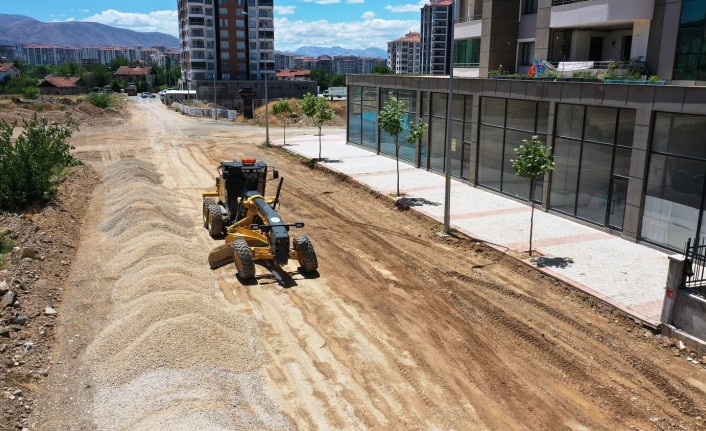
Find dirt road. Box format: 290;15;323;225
26;97;706;430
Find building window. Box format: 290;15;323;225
520;42;535;66
454;38;480;66
347;86;378;150
642;112;706;250
550;104;635;230
479;97;549;202
219;19;228;27
220;41;229;49
221;52;230;60
523;0;538;14
673;0;706;80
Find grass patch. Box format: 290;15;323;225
0;230;14;267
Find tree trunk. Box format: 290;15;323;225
395;138;400;196
318;127;322;160
529;177;535;256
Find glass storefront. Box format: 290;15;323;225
478;97;548;201
549;104;635;229
379;89;417;163
347;86;378;150
642;112;706;250
674;0;706;81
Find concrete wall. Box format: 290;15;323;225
550;0;654;28
480;0;521;75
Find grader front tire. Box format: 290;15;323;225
208;202;224;237
231;239;256;280
202;198;215;228
294;234;318;273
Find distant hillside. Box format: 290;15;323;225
286;46;387;59
0;14;178;48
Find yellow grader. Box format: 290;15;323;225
202;158;318;280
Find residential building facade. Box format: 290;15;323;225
387;31;422;75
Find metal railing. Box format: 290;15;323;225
684;238;706;295
552;0;590;5
454;63;480;68
455;14;483;23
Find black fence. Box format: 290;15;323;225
684;238;706;295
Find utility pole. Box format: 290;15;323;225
443;0;455;235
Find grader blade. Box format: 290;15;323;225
208;243;233;269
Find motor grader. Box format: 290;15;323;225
202;158;318;280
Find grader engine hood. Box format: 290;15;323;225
247;191;290;265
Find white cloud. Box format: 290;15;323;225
347;0;365;3
385;1;426;13
81;9;179;37
274;16;419;52
275;6;296;15
362;11;375;19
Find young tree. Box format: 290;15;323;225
300;93;334;160
379;95;427;196
272;99;294;145
511;135;555;256
372;64;393;74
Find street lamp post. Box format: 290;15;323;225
213;69;217;121
443;0;455;235
265;67;270;145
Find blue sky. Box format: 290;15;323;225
2;0;427;51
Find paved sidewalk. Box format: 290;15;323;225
274;131;671;327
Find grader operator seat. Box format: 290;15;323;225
219;159;268;221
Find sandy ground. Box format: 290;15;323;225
23;97;706;430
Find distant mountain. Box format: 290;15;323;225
287;46;387;59
0;14;178;48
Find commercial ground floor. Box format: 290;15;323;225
346;74;706;253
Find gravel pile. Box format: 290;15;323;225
83;159;292;430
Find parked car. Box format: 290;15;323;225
141;92;151;98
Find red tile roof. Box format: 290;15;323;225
276;69;311;79
40;76;83;88
114;66;153;76
0;63;18;73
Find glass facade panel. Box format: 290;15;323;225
430;116;447;172
651;112;706;158
537;102;549;134
616;109;636;147
576;143;613;224
478;125;504;190
431;93;448;116
481;97;506;127
584;106;617;144
506;99;536;132
614;147;632;177
550;138;581;215
361;104;377;150
464;95;474;122
556;104;584;139
453;95;465;120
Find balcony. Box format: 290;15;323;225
551;0;654;28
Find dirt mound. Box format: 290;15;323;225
79;158;291;429
0;96;126;128
246;98;347;127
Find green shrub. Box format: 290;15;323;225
22;86;39;99
0;230;13;267
86;92;112;108
0;115;81;212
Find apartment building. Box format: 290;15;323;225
178;0;273;86
450;0;704;84
387;31;422;75
346;1;706;253
420;0;453;75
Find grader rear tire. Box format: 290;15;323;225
208;202;223;237
231;239;256;280
202;198;215;228
293;234;318;273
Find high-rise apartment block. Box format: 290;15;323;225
420;0;453;75
387;31;421;75
178;0;274;87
